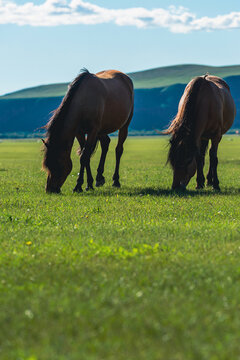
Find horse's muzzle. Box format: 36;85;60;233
45;187;61;194
172;183;186;192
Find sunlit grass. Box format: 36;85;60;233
1;136;240;360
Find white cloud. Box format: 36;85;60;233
0;0;240;32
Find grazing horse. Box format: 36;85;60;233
42;69;134;193
166;75;236;191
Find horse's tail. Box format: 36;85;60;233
165;76;208;136
166;76;209;168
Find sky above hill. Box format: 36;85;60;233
1;0;240;95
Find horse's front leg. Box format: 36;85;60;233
73;162;84;193
85;162;94;191
73;133;86;193
82;129;99;191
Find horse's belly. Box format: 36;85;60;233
100;103;132;134
99;116;129;134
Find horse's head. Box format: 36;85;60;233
42;140;72;193
171;156;197;190
168;138;197;191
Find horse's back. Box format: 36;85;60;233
190;75;235;140
96;70;133;104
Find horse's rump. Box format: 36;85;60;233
166;76;208;168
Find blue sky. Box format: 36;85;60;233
1;0;240;95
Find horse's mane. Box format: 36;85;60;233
166;76;208;169
46;68;90;141
42;69;90;172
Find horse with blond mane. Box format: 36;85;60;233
166;75;236;191
42;69;134;193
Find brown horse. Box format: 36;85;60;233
166;75;236;191
42;69;134;193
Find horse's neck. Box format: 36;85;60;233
59;111;77;147
61;130;75;153
63;110;79;139
49;124;75;154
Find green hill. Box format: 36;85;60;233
1;83;69;99
130;64;240;88
2;64;240;99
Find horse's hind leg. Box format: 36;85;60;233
207;138;221;191
112;125;128;188
206;161;213;187
96;135;111;187
196;139;209;189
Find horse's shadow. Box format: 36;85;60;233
129;186;240;197
72;185;240;198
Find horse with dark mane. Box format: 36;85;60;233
165;75;236;191
42;69;134;193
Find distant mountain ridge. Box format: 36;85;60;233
130;64;240;89
2;64;240;99
1;64;240;136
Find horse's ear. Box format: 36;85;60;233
41;138;48;148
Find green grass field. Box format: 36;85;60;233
1;137;240;360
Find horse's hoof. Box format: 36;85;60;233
86;185;94;191
206;181;213;187
46;188;61;194
73;186;83;193
196;184;204;190
213;186;221;192
96;178;105;187
172;184;186;192
112;180;121;188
